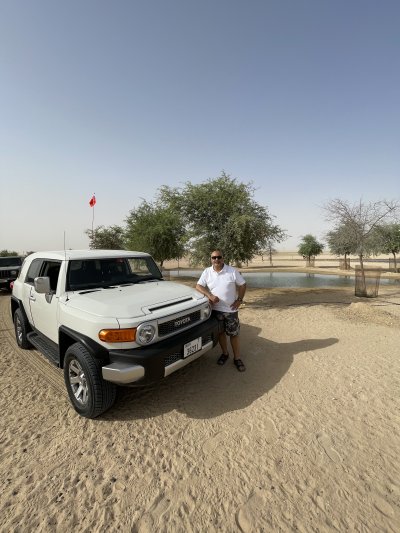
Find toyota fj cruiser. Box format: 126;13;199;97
11;250;219;418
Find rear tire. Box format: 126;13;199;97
64;343;117;418
14;308;32;349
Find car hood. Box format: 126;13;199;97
65;280;203;319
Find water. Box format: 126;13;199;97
166;270;396;289
234;271;355;289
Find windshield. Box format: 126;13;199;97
0;257;22;268
67;256;162;291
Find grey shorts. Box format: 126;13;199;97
213;311;240;336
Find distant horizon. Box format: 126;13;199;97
4;247;395;261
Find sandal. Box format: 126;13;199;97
217;353;229;365
234;358;246;372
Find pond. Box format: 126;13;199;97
166;270;396;289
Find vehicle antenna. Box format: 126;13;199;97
64;231;69;300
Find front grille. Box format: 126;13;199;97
0;269;18;279
158;310;201;337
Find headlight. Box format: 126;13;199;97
137;323;156;344
201;303;212;320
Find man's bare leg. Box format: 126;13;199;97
230;335;240;359
231;335;245;371
219;332;229;355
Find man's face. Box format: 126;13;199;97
211;251;223;266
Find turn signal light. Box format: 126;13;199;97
98;328;136;343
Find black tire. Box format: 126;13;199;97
63;342;117;419
14;308;32;349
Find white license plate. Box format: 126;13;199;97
183;337;202;358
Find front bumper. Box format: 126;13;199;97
102;316;220;385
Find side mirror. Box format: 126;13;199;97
34;276;51;294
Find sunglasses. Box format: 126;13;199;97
211;256;222;260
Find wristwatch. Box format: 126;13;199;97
236;298;243;302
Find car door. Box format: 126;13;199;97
28;260;61;344
22;258;42;325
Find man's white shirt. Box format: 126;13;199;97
197;264;246;313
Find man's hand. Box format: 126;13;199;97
230;299;242;310
209;294;220;304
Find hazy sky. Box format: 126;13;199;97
1;0;399;254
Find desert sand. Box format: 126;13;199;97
1;266;400;532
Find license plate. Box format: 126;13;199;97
183;337;202;358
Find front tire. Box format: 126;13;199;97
64;343;117;418
14;308;32;349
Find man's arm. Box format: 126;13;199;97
237;283;246;301
231;283;246;310
195;283;220;304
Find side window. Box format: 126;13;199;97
40;261;62;292
25;259;43;285
128;258;151;276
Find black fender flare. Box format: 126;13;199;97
58;326;109;368
10;296;30;326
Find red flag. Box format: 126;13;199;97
89;194;96;207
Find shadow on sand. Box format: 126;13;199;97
106;321;338;422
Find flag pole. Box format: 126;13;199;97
92;202;95;240
89;193;96;247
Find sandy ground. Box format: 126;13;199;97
1;278;400;532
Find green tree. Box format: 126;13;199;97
86;225;126;250
369;223;400;270
0;249;19;256
125;201;186;268
326;224;355;269
86;173;285;269
298;234;324;264
179;172;277;266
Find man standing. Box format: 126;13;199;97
196;249;247;371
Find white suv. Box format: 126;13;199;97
11;250;219;418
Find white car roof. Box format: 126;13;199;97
26;250;151;261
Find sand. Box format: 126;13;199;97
1;277;400;532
